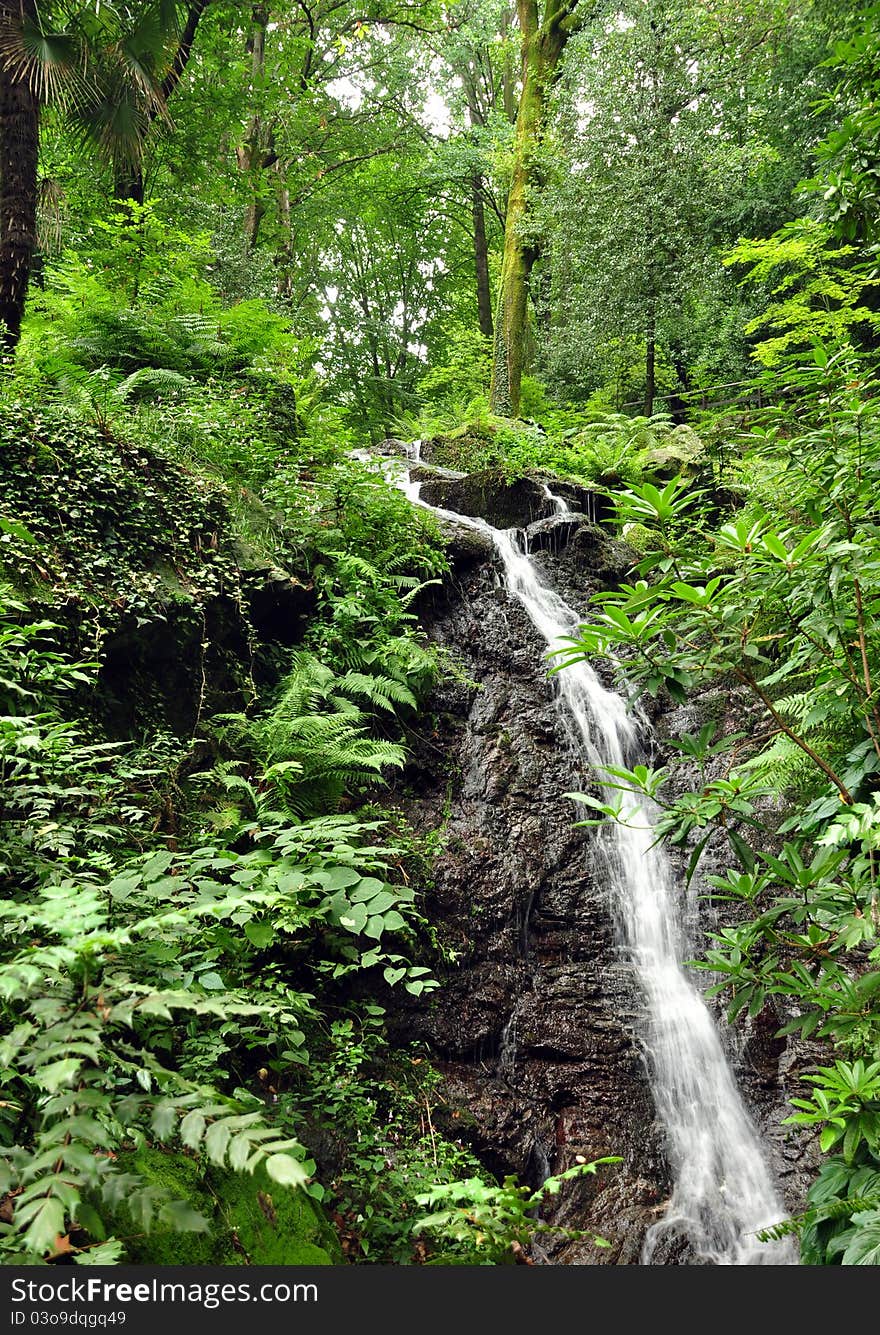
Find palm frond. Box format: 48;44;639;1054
0;19;90;109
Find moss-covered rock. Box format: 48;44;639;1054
108;1149;342;1266
0;405;317;736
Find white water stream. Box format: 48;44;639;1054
377;442;793;1264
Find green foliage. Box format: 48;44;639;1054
413;1158;621;1264
535;0;824;411
0;579;442;1263
207;650;411;818
0;399;234;603
416;327;493;428
22;206;294;383
803;4;880;246
557;339;880;1256
497;413;691;487
104;1150;341;1265
785;1059;880;1160
409;410;702;493
279;1013;481;1263
725;220;880;365
758;1155;880;1265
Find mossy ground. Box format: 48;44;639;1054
109;1149;342;1265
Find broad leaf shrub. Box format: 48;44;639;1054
413;1158;621;1264
556;342;880;1262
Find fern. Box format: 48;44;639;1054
207;652;407;819
758;1191;880;1244
740;685;864;799
114;367;198;402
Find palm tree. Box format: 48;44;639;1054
0;1;211;353
0;0;40;351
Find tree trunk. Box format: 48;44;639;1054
237;5;273;252
113;165;145;206
500;8;519;124
489;1;576;417
0;0;39;354
276;170;295;303
472;175;493;338
668;345;690;424
645;299;656;417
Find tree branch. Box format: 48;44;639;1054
160;0;212;103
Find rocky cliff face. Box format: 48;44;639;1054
389;475;817;1264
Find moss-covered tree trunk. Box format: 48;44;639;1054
645;298;656;417
489;1;580;417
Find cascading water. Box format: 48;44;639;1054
392;441;793;1264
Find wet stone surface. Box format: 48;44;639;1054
387;485;816;1264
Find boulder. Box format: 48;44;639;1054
436;516;496;571
420;469;552;528
244;565;317;646
523;515;584;553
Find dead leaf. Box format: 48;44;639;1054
49;1234;78;1257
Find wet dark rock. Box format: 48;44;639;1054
243;565;316;646
523;515;583;553
435;517;495;571
420;468;611;535
410;464;467;483
388;557;669;1259
542;479;614;525
374;437;409;457
559;526;636;588
420;469;552;528
95;567;314;739
386;479;815;1263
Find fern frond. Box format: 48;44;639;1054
114;367;197;402
757;1190;880;1243
335;671;417;712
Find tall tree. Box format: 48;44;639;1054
0;0;38;352
0;1;211;351
535;0;833;412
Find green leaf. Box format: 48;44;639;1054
204;1119;232;1164
35;1057;81;1092
820;1125;842;1153
728;830;756;874
244;922;274;949
837;1211;880;1265
22;1196;66;1255
338;902;368;933
160;1199;211;1233
72;1201;106;1242
762;532;789;561
0;516;35;543
264;1154;310;1188
180;1110;206;1150
315;866;361;891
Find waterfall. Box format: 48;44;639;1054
542;481;571;516
398;442;793;1265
